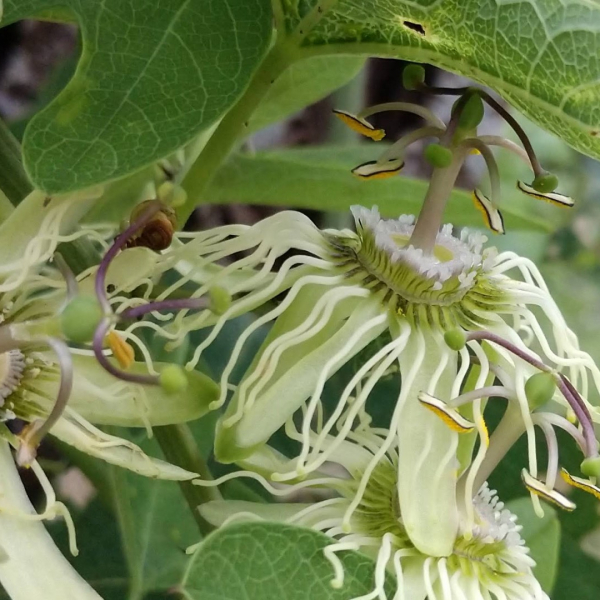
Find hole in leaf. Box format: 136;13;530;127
403;20;426;36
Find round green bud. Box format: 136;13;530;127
402;64;425;90
454;91;484;131
209;286;232;315
159;364;188;395
157;181;187;208
581;456;600;480
60;296;103;343
532;172;559;194
444;329;466;351
524;372;556;410
424;143;453;168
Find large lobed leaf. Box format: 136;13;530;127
283;0;600;161
1;0;273;193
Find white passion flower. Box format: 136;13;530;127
0;189;218;479
0;431;102;600
135;203;600;558
198;429;546;600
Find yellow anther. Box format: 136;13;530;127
106;330;135;369
418;392;475;433
472;189;505;234
517;181;574;208
560;468;600;501
521;469;576;511
351;159;404;180
469;147;481;155
332;109;385;141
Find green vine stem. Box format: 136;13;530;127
154;424;221;536
0;118;32;206
177;44;295;224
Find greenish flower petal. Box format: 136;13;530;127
215;293;387;462
50;413;198;480
0;440;101;599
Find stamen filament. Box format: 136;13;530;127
556;374;598;457
358;102;446;130
119;296;210;320
95;200;163;313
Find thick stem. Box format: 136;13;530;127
154;424;220;536
177;44;294;224
468;402;524;493
0;118;31;205
408;151;466;253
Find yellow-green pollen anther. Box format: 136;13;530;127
332;207;508;328
332;109;385;141
351;158;404;180
560;468;600;501
418;392;475;433
524;372;556;410
472;189;505;234
521;468;576;511
517;181;574;208
444;328;466;351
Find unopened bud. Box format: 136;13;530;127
444;329;466;351
424;143;453;168
524;372;556;410
61;296;103;343
158;181;187;208
402;64;425;90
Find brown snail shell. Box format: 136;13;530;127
126;200;177;251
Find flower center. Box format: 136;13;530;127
328;206;509;329
450;484;532;577
0;350;26;405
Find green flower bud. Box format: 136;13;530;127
159;364;188;395
209;286;232;315
402;64;425;90
524;372;556;410
455;91;484;131
157;181;187;208
581;457;600;480
60;296;103;343
444;329;466;351
532;172;559;194
424;143;453;168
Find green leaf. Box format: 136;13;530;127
61;431;200;600
507;497;560;594
278;0;600;161
180;521;395;600
207;145;550;231
1;0;272;193
248;55;365;133
48;498;129;600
